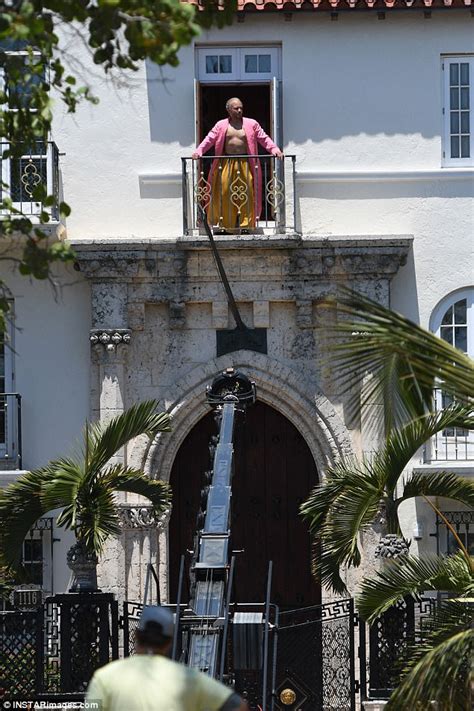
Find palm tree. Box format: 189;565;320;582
356;551;474;710
301;290;474;593
301;290;474;707
0;400;171;589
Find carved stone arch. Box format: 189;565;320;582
143;350;354;483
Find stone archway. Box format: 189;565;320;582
132;351;354;601
143;351;353;481
169;400;321;609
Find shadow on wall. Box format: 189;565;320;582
297;177;474;202
145;21;445;149
391;246;420;325
146;53;195;147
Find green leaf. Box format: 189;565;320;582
0;402;172;565
59;201;71;217
357;553;473;623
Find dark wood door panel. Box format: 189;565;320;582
169;402;320;608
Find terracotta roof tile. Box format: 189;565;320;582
188;0;471;10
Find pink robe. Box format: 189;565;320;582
194;118;280;219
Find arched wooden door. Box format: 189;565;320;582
169;401;320;609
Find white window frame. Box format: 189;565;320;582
431;287;474;355
0;300;16;461
0;50;53;215
441;55;474;168
196;46;281;83
428;288;474;462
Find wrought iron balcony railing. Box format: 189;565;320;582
1;141;60;221
435;510;473;556
0;393;22;469
182;154;297;236
423;388;474;463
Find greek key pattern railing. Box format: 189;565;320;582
0;593;118;698
364;597;436;700
182;154;297;236
276;599;356;711
3;594;441;706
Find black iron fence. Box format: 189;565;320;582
182;154;297;236
275;599;356;711
2;592;440;708
1;593;118;700
360;596;437;701
0;142;60;220
0;392;22;469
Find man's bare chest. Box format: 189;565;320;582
225;124;246;141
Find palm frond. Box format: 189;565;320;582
317;290;474;430
377;405;474;493
386;601;473;710
0;467;57;569
302;458;384;593
102;464;171;513
357;552;473;622
40;458;84;514
401;470;474;509
87;401;171;475
76;486;120;554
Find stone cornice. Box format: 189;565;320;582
73;235;412;282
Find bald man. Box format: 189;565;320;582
192;98;283;232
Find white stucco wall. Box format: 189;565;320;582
4;11;471;595
4;263;91;468
52;12;474;326
0;260;91;593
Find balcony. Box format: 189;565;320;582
1;141;60;221
423;388;474;463
182;154;297;236
0;393;23;470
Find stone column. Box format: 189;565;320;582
90;328;131;465
89;282;133;596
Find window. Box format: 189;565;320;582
0;298;20;465
0;47;56;217
442;56;474;167
432;288;474;358
22;537;43;585
428;289;474;461
196;47;280;83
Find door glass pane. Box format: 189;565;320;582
460;62;469;85
245;55;258;73
451;135;460;158
450;87;459;110
206;56;218;74
450;63;459;86
258;54;271;73
450;112;460;133
461;135;470;158
460;111;470;133
219;55;232;74
460;87;470;110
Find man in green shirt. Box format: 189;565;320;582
86;606;247;711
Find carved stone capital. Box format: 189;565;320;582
118;505;171;530
90;329;131;352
